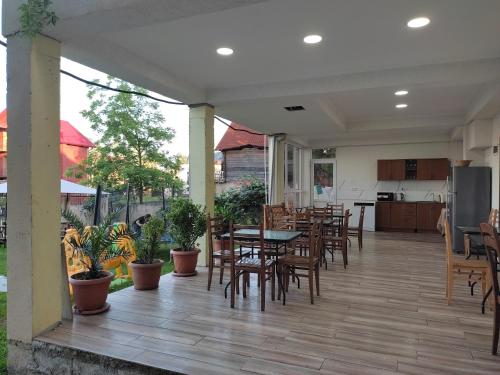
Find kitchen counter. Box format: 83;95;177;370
376;201;445;232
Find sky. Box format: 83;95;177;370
0;2;227;156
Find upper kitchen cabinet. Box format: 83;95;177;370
377;158;449;181
416;158;449;180
377;160;406;181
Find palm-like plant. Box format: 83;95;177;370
62;209;131;280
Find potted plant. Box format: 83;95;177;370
213;204;235;251
63;209;130;314
166;198;206;277
129;215;165;290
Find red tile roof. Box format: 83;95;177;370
0;109;94;148
215;123;266;151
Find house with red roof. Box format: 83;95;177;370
215;123;267;188
0;109;94;182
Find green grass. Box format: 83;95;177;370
108;242;174;293
0;247;6;276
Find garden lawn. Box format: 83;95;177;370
109;242;174;293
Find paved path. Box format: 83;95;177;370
0;275;7;292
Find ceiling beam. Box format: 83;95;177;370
318;99;347;131
466;83;500;123
208;58;500;104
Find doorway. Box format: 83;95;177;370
312;158;337;207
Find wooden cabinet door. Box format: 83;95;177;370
430;159;449;180
377;160;392;181
391;160;406;180
417;159;432;180
417;203;445;231
390;203;417;230
375;203;391;229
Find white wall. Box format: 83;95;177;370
335;141;462;208
484;114;500;208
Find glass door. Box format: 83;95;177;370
312;159;336;207
285;144;302;209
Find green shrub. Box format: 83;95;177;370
165;198;206;251
215;178;266;225
134;215;165;264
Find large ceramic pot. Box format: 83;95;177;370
129;260;164;290
172;249;200;277
69;271;114;315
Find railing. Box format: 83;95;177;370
215;170;225;183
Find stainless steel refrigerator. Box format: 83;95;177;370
449;166;491;252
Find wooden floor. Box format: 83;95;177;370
38;232;500;374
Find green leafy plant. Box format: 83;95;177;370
215;178;266;225
18;0;58;38
165;198;206;251
62;209;131;280
134;215;165;264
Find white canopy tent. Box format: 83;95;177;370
0;179;107;195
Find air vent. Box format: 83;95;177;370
284;105;305;112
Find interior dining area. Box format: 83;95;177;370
2;0;500;374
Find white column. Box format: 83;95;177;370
189;104;215;266
7;35;62;343
267;135;286;204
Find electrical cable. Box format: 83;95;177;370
0;40;266;136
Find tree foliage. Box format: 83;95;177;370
67;77;182;202
18;0;58;38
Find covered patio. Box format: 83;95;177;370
2;0;500;374
37;232;500;374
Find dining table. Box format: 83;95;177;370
221;228;302;303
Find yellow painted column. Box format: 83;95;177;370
189;104;215;266
6;35;62;343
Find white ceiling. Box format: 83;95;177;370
3;0;500;145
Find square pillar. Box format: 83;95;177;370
189;104;215;266
7;35;62;344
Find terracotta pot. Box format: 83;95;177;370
172;249;200;277
69;271;114;314
213;238;230;251
129;259;164;290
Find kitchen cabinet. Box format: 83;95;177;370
377;160;406;181
375;202;391;229
377;158;449;181
376;201;445;232
377;160;392;181
390;203;417;230
417;202;445;231
417;159;449;180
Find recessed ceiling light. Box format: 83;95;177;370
303;34;322;44
216;47;234;56
395;90;408;96
407;17;430;28
395;103;408;109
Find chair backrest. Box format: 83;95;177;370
264;203;286;229
358;206;365;229
309;206;327;220
327;203;344;216
443;218;453;269
309;222;321;262
480;222;499;301
341;209;350;243
229;222;265;269
207;213;225;256
273;215;296;231
489;208;499;228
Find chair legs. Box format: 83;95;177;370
446;266;453;305
207;256;213;291
358;230;363;251
315;264;320;297
309;269;314;304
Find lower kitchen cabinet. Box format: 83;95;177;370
376;202;445;232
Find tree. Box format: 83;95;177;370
68;77;182;202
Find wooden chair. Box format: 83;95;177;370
480;222;500;355
279;222;321;304
443;219;488;305
465;208;499;258
323;209;350;269
207;214;251;290
263;203;286;230
348;206;365;251
229;223;276;311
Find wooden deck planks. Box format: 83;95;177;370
37;232;500;374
